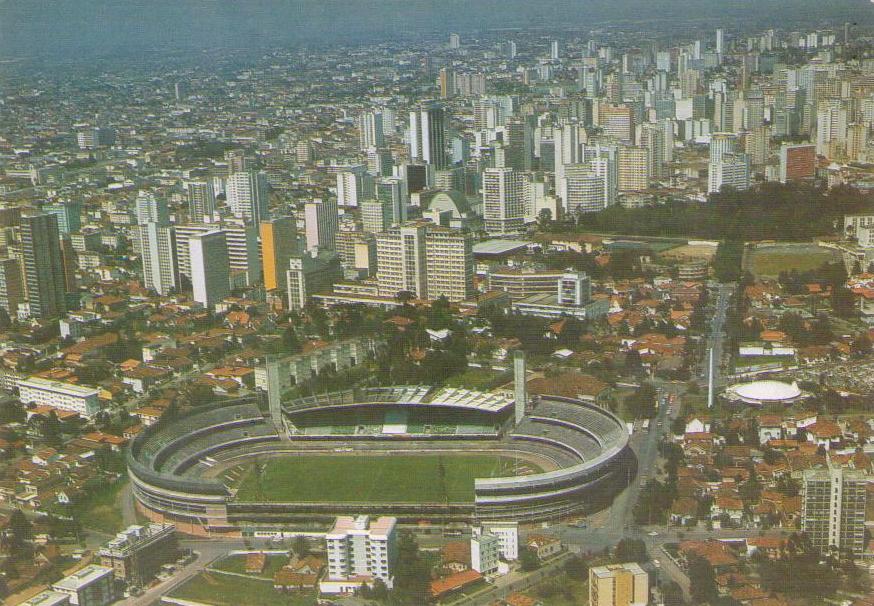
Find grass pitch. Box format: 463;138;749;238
233;454;535;504
750;246;840;277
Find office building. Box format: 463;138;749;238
138;222;178;296
554;122;583;185
801;464;868;557
637;123;666;179
134;191;169;225
708;153;750;193
561;165;608;214
286;250;343;309
482;167;526;235
52;565;115;606
598;103;635;141
716;28;725;54
471;533;501;575
98;524;178;587
618;146;649;192
175;220;260;286
335;230;377;275
18;377;100;418
189;230;230;308
358;111;385;150
439;67;456;98
42;201;81;234
304;198;339;251
449;33;460;49
187;180;216;222
227;171;269;225
376;222;473;302
376;177;408;224
0;257;24;316
336;167;373;208
321;516;397;594
361;199;394;234
20;213;67;319
409;105;448;169
260;217;298;293
589;562;649;606
779;143;816;182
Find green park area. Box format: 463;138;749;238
233;454;534;504
169;571;316;606
750;246;840;277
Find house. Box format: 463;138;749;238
806;419;841;450
527;372;612;406
670;497;699;526
525;534;562;560
758;415;783;444
685;415;712;434
712;496;744;525
430;570;483;600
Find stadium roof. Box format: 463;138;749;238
472;239;532;256
427;387;514;412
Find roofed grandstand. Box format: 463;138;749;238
127;382;632;535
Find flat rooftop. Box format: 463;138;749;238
53;565;113;590
20;376;99;397
473;239;532;256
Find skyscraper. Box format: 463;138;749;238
226;171;269;225
42;201;81;235
358;111;385;151
304;198;339;251
409;105;448;169
361;199;393;234
189;230;230;308
482;168;526;235
439;67;456;98
135;191;169;225
136;191;179;296
716;28;725;54
260;217;298;293
187;180;216;222
0;257;24;317
20;214;67;319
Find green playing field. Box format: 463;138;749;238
232;454;534;504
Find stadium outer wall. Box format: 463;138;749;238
127;392;633;535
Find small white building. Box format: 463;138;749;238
18;377;100;418
480;521;519;560
18;590;71;606
52;565;115;606
471;533;500;575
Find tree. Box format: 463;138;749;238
41;411;63;449
831;285;857;318
563;554;589;580
615;538;647;563
292;535;310;558
185;383;215;407
688;555;718;604
281;326;301;354
519;546;540;571
391;531;430;605
7;509;31;557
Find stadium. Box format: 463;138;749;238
128;357;633;536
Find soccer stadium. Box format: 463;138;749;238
128;358;633;536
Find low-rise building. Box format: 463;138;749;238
470;532;500;575
18;377;101;418
51;565;115;606
589;562;649;606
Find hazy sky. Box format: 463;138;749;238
0;0;871;61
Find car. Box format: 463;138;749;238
648;531;659;536
653;559;661;568
574;521;588;529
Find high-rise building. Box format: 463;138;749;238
561;165;608;214
286;250;343;309
187;180;216;222
709;132;737;164
638;123;666;179
226;171;269;225
139;223;178;296
188;230;230;308
801;464;868;557
42;201;81;234
554;122;584;185
708;153;750;193
409;105;448;169
589;563;649;606
175;220;261;286
618;146;650;192
716;28;725;54
20;213;67;319
135;191;169;225
98;524;178;587
550;39;560;60
376;222;473;302
598;103;635;141
358;111;385;151
482;167;526;235
260;217;298;293
779;143;816;182
224;149;250;173
336;167;373;208
304;198;339;251
449;33;460;49
361;199;393;234
321;516;397;594
439;67;456;98
376;177;408;224
0;257;24;316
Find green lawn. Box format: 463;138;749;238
210;554;289;578
234;455;534;504
170;572;316;606
750;248;839;277
74;478;127;533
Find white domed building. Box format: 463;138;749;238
724;380;807;407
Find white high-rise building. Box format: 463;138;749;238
471;533;501;575
449;33;461;49
175;220;261;286
139;223;178;296
716;28;725;54
554;122;583;185
187;180;216;222
561;165;608;215
226;171;269;225
361;199;393;234
189;230;230;308
135;191;168;225
801;464;868;557
321;516;397;594
336;167;373;208
376;222;473;302
304;198;339;251
409;106;448;169
358;111;385;151
708;153;751;193
483;167;527;235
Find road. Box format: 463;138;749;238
699;282;735;393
